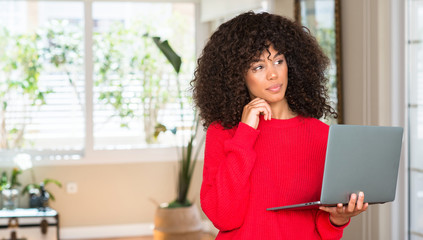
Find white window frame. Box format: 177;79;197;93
0;0;205;167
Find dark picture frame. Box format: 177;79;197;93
294;0;343;124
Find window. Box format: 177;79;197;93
0;1;196;162
91;2;195;150
0;1;85;160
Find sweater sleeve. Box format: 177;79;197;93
315;210;350;240
200;122;259;231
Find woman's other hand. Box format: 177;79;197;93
241;98;272;129
319;192;368;226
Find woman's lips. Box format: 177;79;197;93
266;84;282;92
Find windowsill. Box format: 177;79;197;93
0;146;204;167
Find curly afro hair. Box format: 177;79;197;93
191;11;337;129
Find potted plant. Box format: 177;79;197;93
151;37;205;240
0;168;22;210
11;153;62;210
22;178;62;210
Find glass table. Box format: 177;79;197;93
0;208;59;240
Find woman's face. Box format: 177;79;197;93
245;45;288;104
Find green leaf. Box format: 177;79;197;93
47;190;56;201
151;37;181;74
0;172;8;189
10;168;22;188
21;183;39;196
43;178;62;188
154;123;167;139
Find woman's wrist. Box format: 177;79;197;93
329;215;350;227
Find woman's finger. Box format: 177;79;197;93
362;203;369;212
334;203;343;214
356;192;365;210
246;98;272;120
245;104;270;119
241;98;272;128
347;193;357;212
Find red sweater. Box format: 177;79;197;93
200;115;349;239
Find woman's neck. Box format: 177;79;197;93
269;100;297;120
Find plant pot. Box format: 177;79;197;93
29;193;50;210
154;204;202;240
1;188;19;210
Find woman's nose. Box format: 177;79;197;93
267;66;278;80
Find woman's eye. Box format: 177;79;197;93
252;65;263;71
275;59;284;65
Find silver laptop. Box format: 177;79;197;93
267;124;403;211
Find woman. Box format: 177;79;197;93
191;11;367;239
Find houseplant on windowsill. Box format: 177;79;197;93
151;37;205;240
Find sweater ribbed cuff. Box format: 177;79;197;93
327;214;350;229
316;211;350;239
